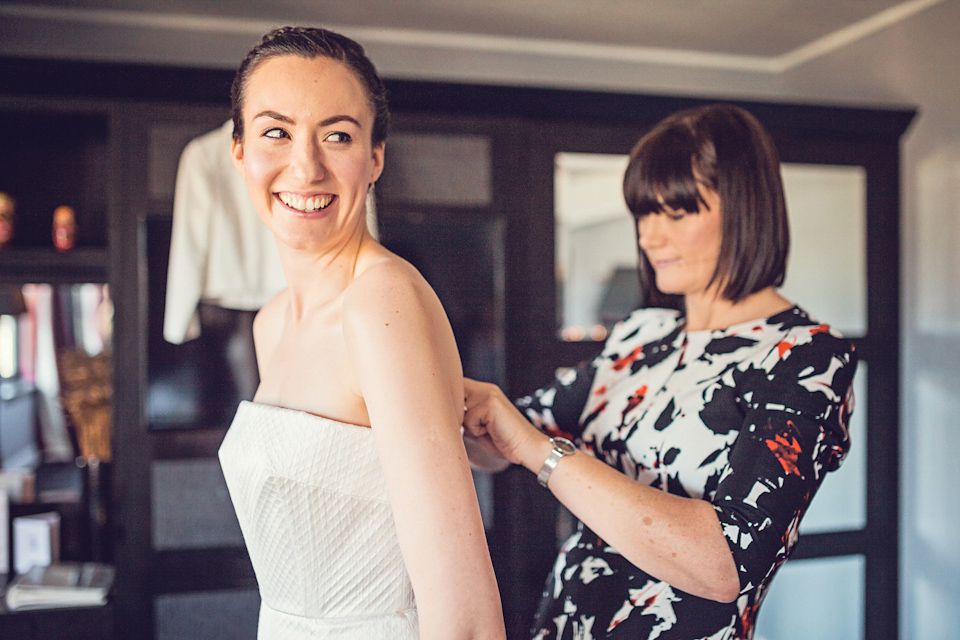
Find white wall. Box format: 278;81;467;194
3;3;958;637
776;8;960;638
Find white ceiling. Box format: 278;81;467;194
0;0;948;72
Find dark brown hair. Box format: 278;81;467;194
622;103;789;307
230;26;390;145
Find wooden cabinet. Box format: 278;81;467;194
0;56;913;640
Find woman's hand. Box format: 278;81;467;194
464;380;740;603
463;378;548;467
461;431;511;473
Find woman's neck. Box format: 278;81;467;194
683;286;792;332
280;227;370;321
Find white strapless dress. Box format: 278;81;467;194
218;401;419;639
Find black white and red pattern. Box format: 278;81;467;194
519;306;856;640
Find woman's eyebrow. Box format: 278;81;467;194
251;111;361;129
320;115;362;128
252;110;292;123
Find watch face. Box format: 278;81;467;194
552;437;577;455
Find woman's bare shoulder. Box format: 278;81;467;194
252;288;288;358
344;252;435;318
254;289;288;327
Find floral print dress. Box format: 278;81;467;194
519;306;857;640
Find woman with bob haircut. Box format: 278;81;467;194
630;103;789;310
463;103;857;639
218;26;505;639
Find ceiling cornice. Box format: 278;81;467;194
0;0;946;73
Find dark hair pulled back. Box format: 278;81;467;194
231;26;390;145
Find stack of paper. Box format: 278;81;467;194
4;562;114;611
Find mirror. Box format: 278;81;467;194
554;153;635;342
554;154;868;339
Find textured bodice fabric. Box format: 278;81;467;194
218;401;418;639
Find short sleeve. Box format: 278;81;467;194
711;328;857;594
515;307;682;443
515;361;598;441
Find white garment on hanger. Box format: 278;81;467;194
163;121;285;343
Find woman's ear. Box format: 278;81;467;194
230;137;245;176
369;142;385;184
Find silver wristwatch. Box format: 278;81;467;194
537;437;577;488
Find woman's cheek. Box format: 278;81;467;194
344;154;377;190
242;146;279;187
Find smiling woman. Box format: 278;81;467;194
216;26;505;640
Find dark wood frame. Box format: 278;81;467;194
515;111;910;640
0;56;912;640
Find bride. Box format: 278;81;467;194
218;26;505;640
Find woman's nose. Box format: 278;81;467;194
290;137;325;183
637;214;664;250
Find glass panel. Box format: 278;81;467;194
911;571;960;640
553;158;868;341
151;458;244;549
554;153;634;341
156;589;260;640
779;164;867;336
801;363;867;533
755;555;864;640
905;371;960;638
149;122;216;201
145;217;259;430
915;148;960;335
377;133;492;206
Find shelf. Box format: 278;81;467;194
0;247;108;284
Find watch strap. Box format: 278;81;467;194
537;437;576;488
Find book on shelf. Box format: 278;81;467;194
4;562;114;611
12;511;60;575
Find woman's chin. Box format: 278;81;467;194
654;280;683;297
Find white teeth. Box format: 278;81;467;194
278;192;333;212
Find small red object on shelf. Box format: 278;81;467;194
52;206;76;252
0;192;14;249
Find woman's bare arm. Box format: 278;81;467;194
464;378;740;603
343;263;505;640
